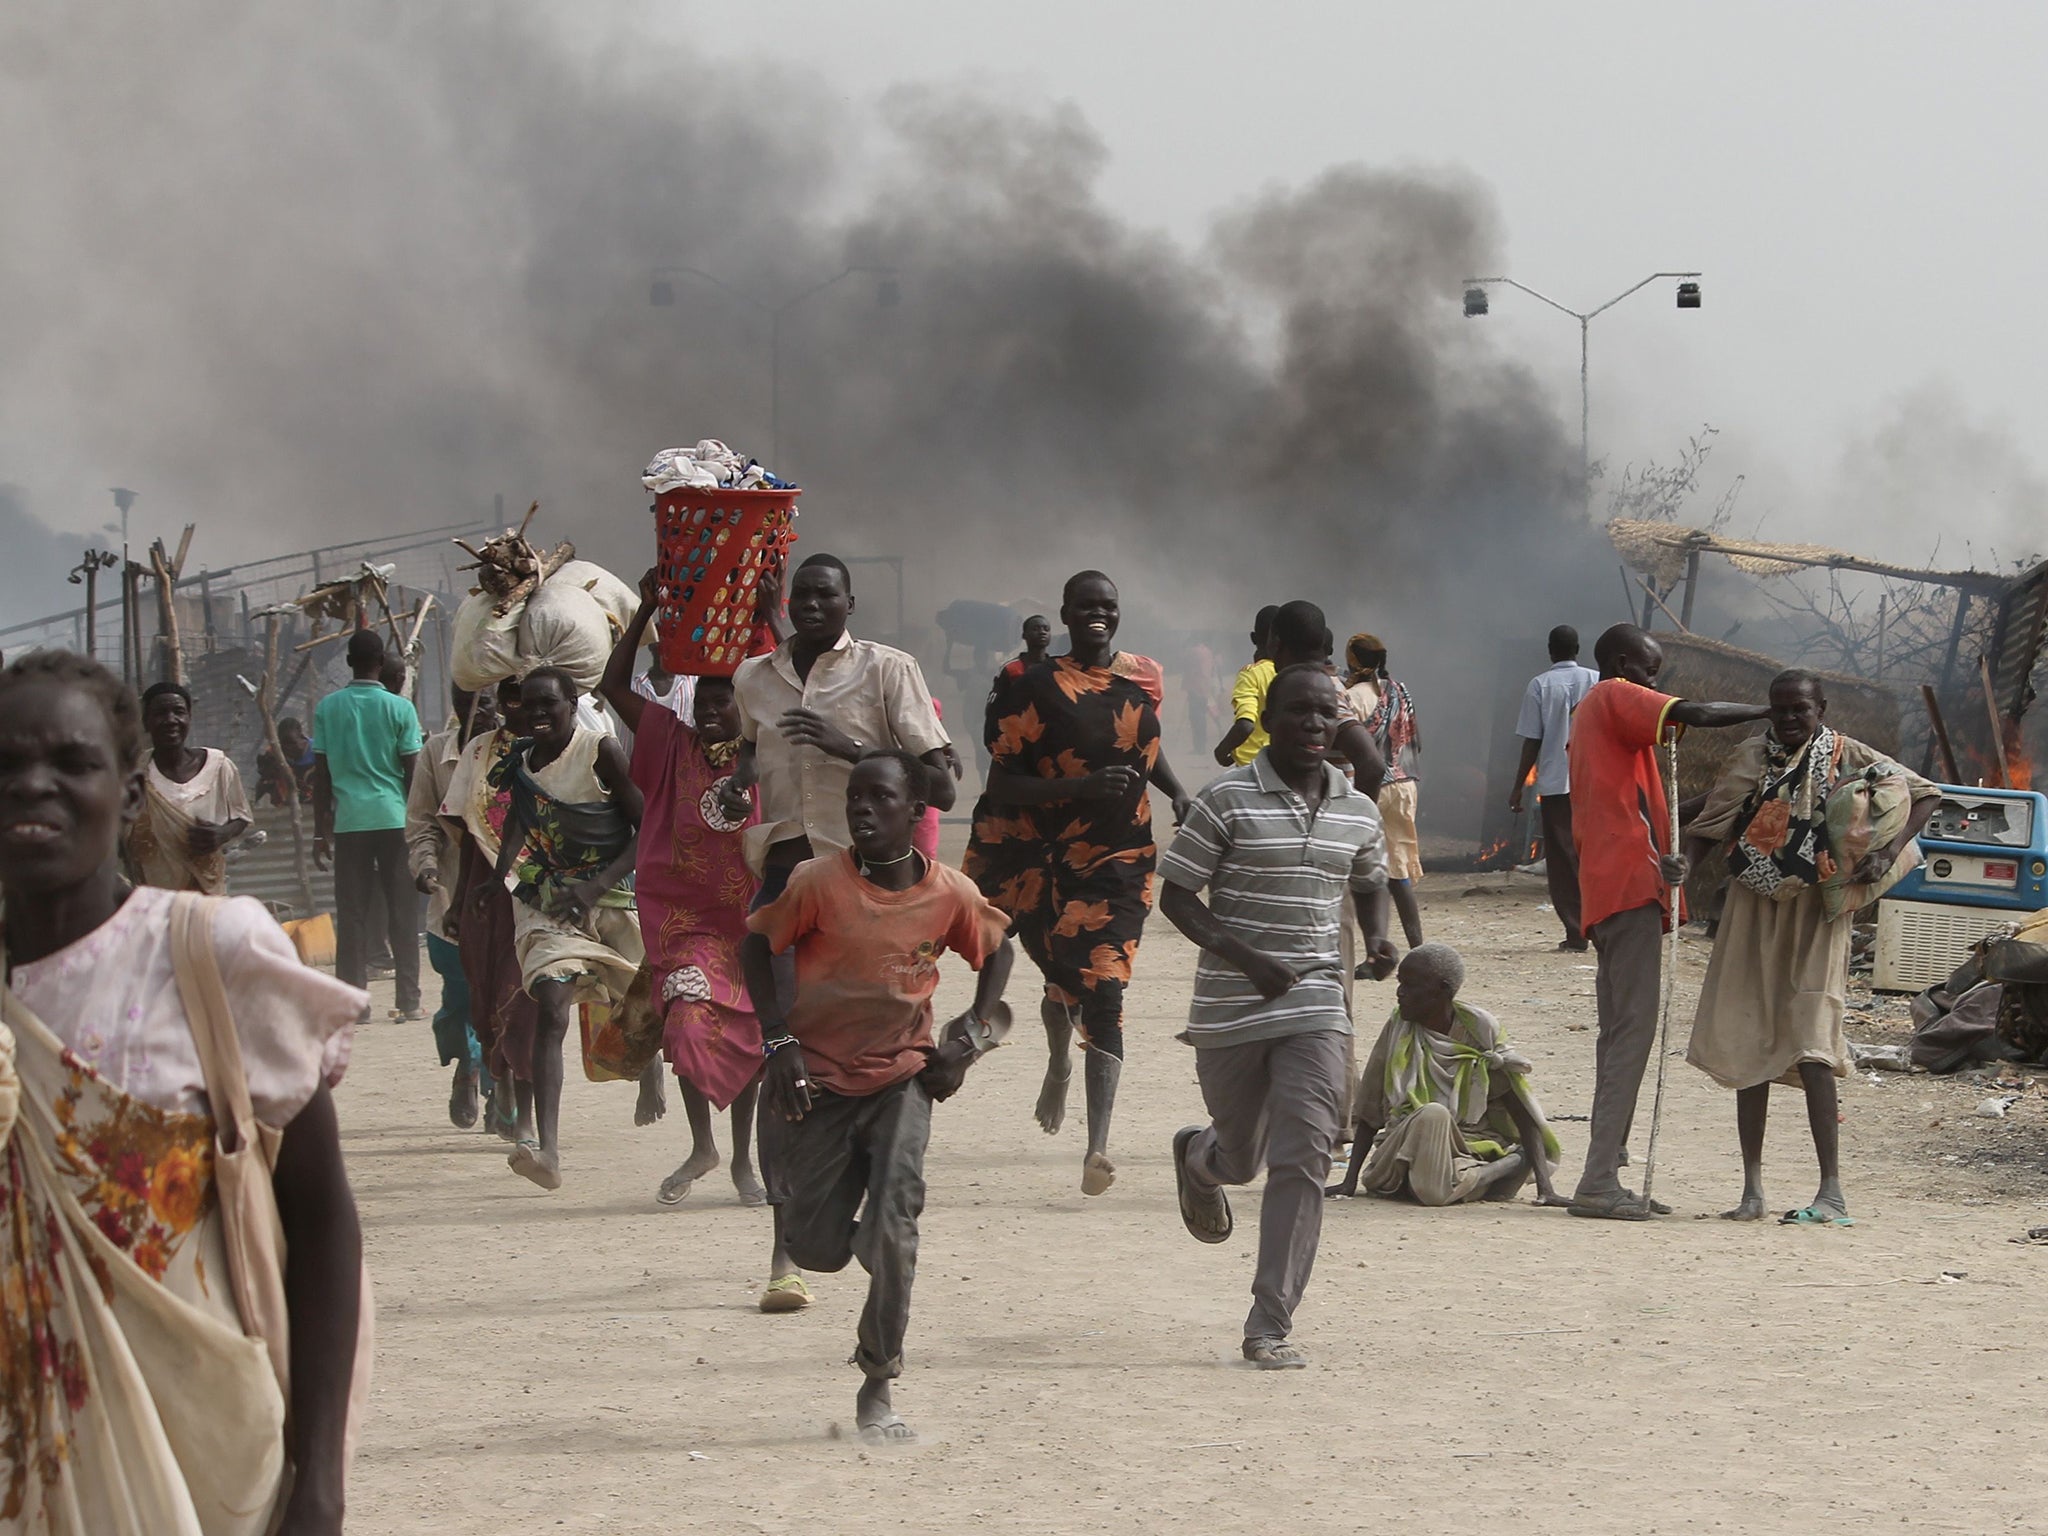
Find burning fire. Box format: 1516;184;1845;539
2003;726;2032;792
1474;765;1549;868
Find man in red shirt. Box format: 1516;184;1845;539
1567;624;1769;1220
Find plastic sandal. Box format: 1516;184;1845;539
759;1274;814;1313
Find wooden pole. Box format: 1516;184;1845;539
146;524;194;685
259;611;317;915
1937;591;1973;698
1920;685;1961;784
123;561;145;686
1678;547;1703;630
1979;654;2012;789
1632;574;1691;633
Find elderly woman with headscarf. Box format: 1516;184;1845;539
1681;668;1938;1227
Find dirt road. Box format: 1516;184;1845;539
341;870;2046;1534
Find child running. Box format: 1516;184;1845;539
488;666;659;1190
743;750;1015;1442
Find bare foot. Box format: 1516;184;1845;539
1532;1192;1575;1208
657;1145;720;1206
1721;1193;1769;1221
1035;1065;1071;1135
635;1068;668;1127
1081;1151;1116;1196
731;1163;768;1207
1470;1151;1529;1202
856;1379;916;1444
509;1140;562;1191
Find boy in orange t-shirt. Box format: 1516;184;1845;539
1564;625;1768;1220
744;751;1015;1442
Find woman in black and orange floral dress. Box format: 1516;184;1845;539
963;570;1190;1196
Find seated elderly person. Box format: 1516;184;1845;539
1327;943;1566;1206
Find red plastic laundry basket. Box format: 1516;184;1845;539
652;487;801;676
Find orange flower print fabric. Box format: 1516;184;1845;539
964;654;1162;1057
2;1042;225;1524
50;1058;216;1280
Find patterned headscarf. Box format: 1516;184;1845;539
1345;632;1386;687
1728;725;1840;897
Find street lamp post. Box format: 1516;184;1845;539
649;263;898;468
1461;273;1702;512
109;487;139;685
67;549;119;658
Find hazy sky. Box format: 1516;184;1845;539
5;0;2043;635
672;1;2048;566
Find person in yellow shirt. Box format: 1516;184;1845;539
1212;604;1279;766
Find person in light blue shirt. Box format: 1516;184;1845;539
1508;626;1600;949
314;628;425;1013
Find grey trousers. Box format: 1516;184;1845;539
334;827;421;1012
762;1077;931;1380
1578;901;1665;1197
1539;794;1585;946
1185;1029;1349;1343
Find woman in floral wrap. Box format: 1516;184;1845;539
1681;669;1938;1227
963;570;1189;1197
0;649;368;1534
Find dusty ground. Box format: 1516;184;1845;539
340;854;2048;1535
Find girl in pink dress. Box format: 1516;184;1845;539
602;573;769;1207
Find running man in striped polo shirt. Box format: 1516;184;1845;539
1159;663;1399;1370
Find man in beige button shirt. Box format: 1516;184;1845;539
719;551;958;1313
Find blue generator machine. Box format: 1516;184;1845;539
1888;786;2048;912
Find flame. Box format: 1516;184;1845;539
1476;830;1546;869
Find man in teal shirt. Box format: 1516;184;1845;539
314;628;425;1015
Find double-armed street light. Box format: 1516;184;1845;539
1461;272;1702;512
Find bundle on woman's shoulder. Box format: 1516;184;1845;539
449;508;644;693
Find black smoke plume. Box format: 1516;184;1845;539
4;4;1605;813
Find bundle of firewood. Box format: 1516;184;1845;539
453;502;576;617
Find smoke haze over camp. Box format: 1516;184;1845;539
5;3;2042;754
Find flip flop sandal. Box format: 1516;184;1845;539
656;1170;696;1207
1568;1189;1656;1221
1242;1337;1308;1370
936;1000;1015;1061
1781;1206;1855;1227
858;1415;918;1444
759;1275;814;1313
1172;1125;1232;1243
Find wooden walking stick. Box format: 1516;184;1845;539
1639;726;1684;1209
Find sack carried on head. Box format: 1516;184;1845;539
518;560;641;693
452;558;645;693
